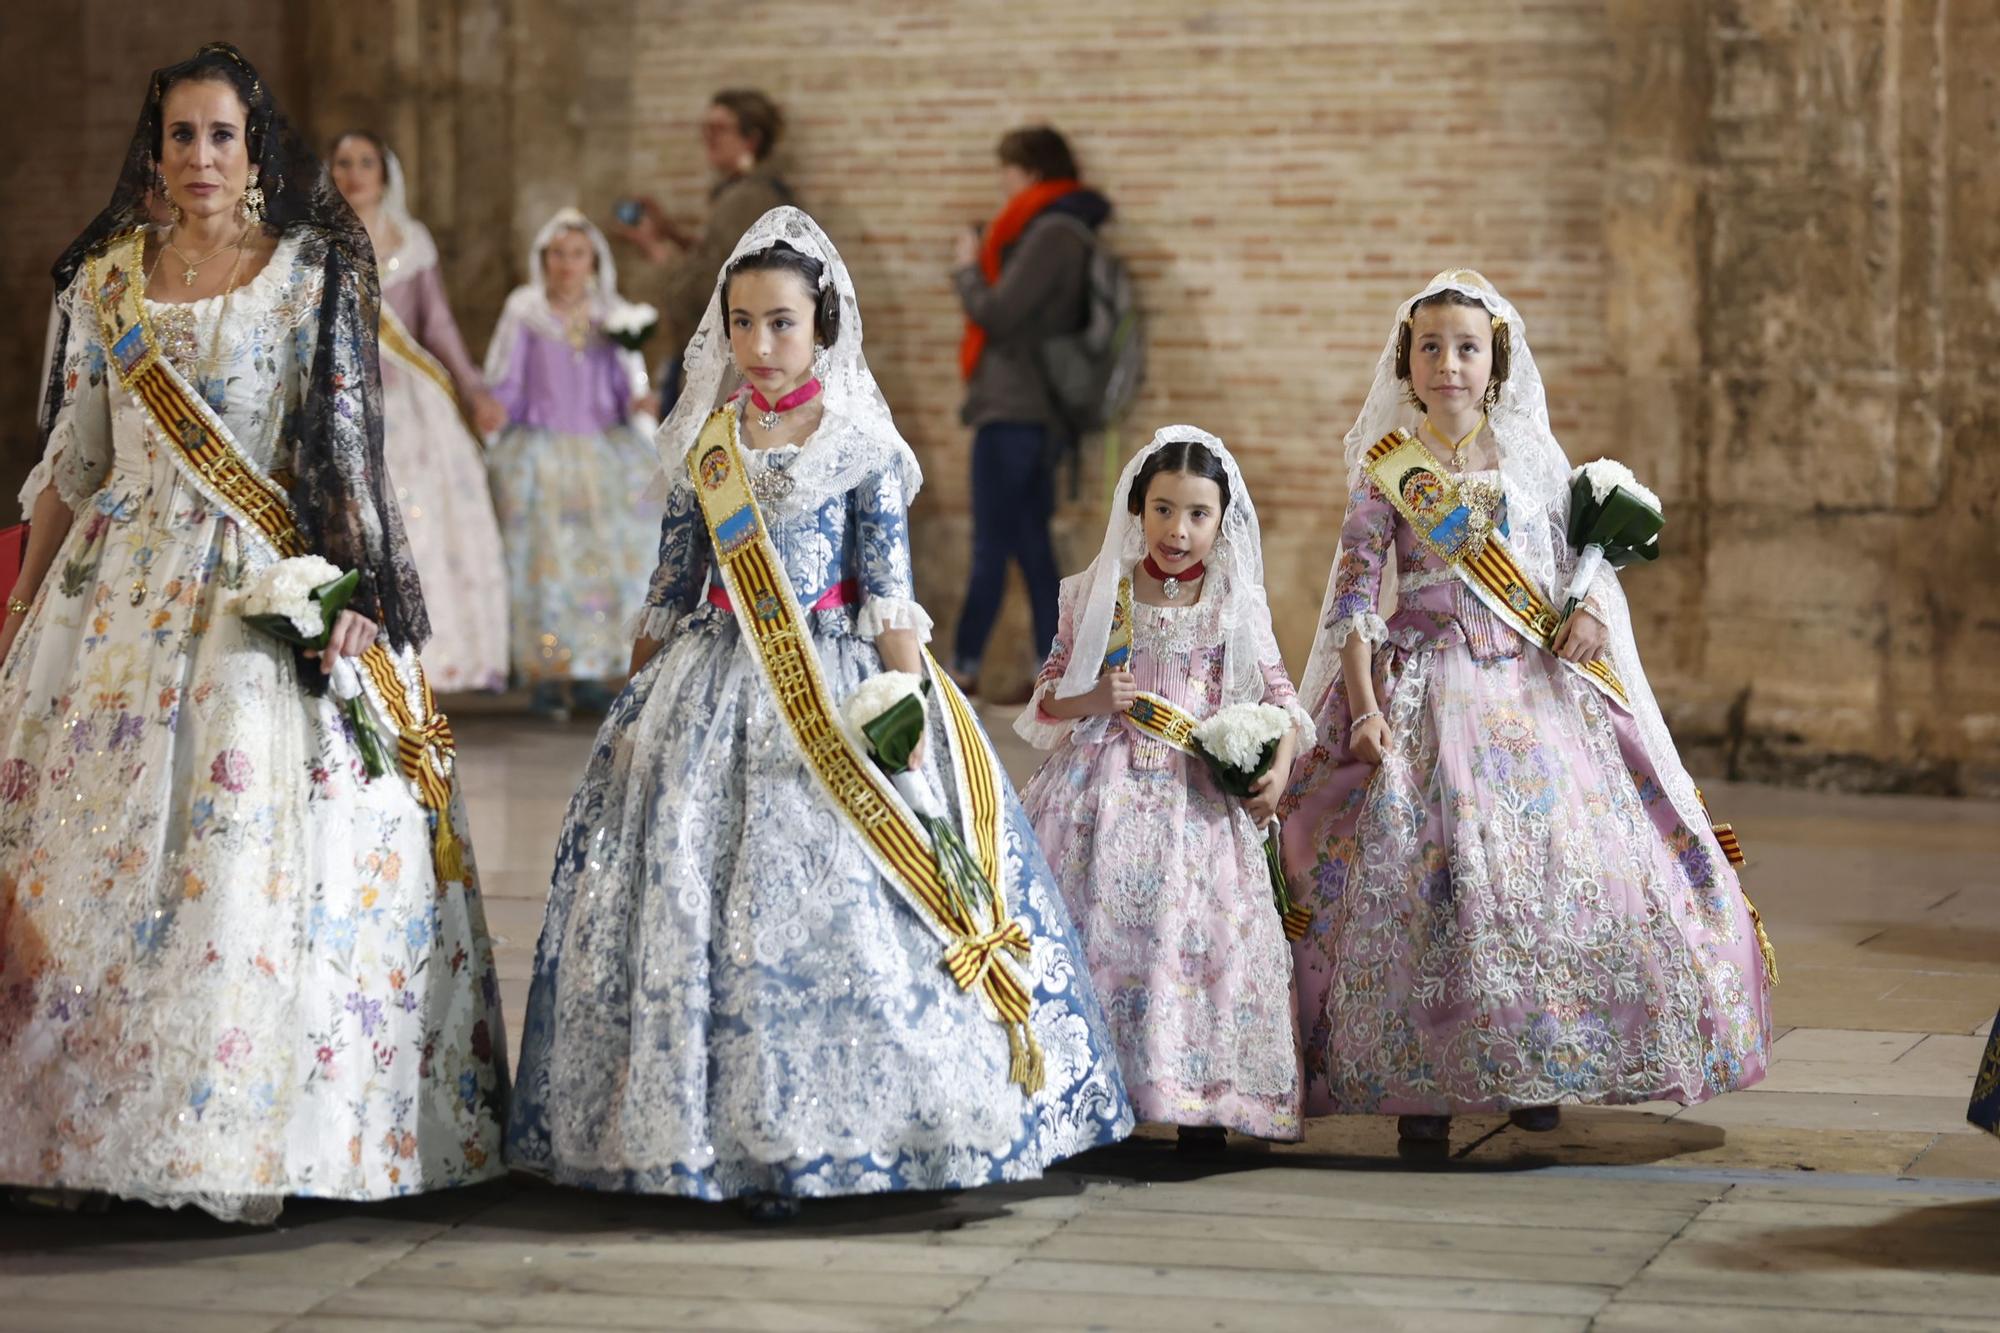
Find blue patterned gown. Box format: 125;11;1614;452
505;430;1133;1200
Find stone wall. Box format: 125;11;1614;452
2;0;1992;792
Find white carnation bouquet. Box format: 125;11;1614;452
1190;702;1310;939
843;671;993;919
602;299;659;352
238;556;390;778
1563;459;1664;624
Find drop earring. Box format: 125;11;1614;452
157;172;183;226
241;164;266;226
811;343;830;381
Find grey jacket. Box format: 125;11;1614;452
954;195;1108;435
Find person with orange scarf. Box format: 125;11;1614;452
950;126;1112;697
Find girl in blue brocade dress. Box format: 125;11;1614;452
503;208;1132;1214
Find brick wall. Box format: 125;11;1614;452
3;0;1994;792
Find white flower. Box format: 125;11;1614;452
841;670;927;746
604;300;659;338
1574;459;1662;513
1191;702;1291;773
239;555;345;638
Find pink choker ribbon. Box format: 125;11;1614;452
748;378;823;423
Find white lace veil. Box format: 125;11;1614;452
481;207;635;385
654;205;921;512
1050;425;1280;711
375;148;437;290
1299;268;1711;848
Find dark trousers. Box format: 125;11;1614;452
953;421;1062;673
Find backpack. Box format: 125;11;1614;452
1034;215;1145;440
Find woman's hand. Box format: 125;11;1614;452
1553;607;1608;664
1351;714;1390;765
318;609;379;673
629;635;664;677
631;392;663;420
953;228;981;270
614;196;674;263
470;392;508;436
1243;731;1298;825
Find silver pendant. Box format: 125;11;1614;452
758;409;781;431
751;466;794;504
1162;577;1183;601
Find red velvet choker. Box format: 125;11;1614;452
748;377;822;428
1142;553;1206;600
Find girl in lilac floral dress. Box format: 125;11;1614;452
1018;429;1311;1149
1283;270;1772;1145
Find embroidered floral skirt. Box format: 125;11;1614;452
486;422;660;686
1022;731;1302;1139
1282;638;1770;1116
381;360;509;693
0;491;508;1222
504;605;1133;1200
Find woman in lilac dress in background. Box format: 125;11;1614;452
484;209;662;716
330;133;510;693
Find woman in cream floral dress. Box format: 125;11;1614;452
0;45;506;1222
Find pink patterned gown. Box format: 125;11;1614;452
1280;472;1771;1117
1019;577;1307;1139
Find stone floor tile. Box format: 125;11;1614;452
1671;1091;1979;1135
1903;1131;2000;1180
1770;1028;1929;1064
1590;1302;2000;1332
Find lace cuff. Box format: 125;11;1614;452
624;604;682;644
1280;700;1318;751
1323;612;1389;651
1013;678;1073;750
855;595;933;642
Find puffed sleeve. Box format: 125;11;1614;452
625;469;711;643
18;280;113;517
406;265;489;400
851;462;934;641
1322;476;1397;649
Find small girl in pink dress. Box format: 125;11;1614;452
1016;427;1312;1150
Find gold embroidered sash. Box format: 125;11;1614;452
1101;576;1134;672
377;299;459;407
1364;429;1629;707
688;405;1044;1092
87;229;467;883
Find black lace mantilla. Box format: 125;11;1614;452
38;42;428;653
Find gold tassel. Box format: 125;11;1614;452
1745;893;1779;985
1007;1022;1046;1096
434;812;467;885
1281;905;1313;942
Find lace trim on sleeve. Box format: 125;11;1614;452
854;595;933;642
624;604;682;644
1324;611;1390;651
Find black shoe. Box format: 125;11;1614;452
743;1191;800;1225
1397;1114;1452;1144
1508;1105;1562;1133
1176;1125;1229;1156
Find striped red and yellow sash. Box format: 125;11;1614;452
87;229;466;883
1365;428;1629;708
689;405;1044;1092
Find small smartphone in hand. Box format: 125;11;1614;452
614;197;645;227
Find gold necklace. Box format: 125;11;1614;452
165;225;248;287
1423;413;1486;472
